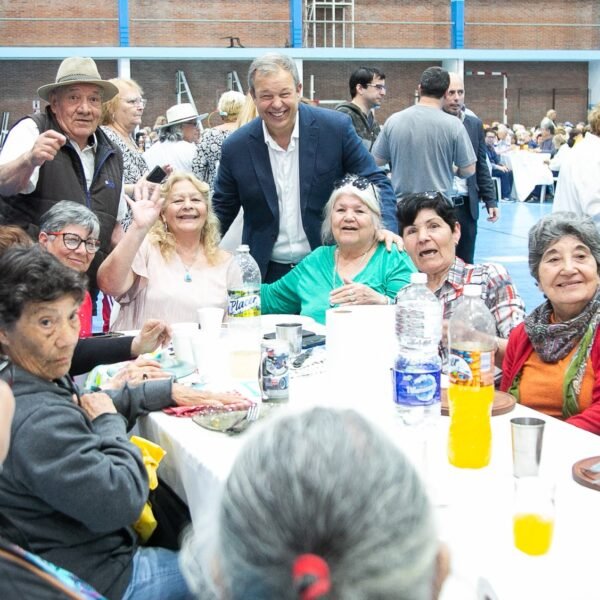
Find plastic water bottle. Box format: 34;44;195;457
447;284;496;469
393;272;442;427
227;245;261;323
226;245;262;381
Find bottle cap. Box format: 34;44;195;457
464;284;482;296
410;272;427;284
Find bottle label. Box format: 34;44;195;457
227;290;261;318
448;348;494;387
393;367;441;407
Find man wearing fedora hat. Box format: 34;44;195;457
143;103;200;173
0;56;125;287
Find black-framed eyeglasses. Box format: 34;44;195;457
367;84;386;92
47;231;101;254
0;356;14;388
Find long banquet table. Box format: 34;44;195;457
502;150;554;202
139;350;600;600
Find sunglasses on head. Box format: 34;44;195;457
333;174;372;191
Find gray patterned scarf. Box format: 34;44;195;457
524;287;600;363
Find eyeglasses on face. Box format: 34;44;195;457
367;84;386;92
47;231;101;254
0;356;14;388
124;97;147;108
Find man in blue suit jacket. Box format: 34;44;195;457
442;73;498;263
212;53;398;282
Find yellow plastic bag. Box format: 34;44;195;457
130;435;166;543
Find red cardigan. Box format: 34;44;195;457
501;322;600;435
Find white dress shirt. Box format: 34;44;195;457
262;118;311;264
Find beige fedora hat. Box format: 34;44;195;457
158;103;200;128
37;57;119;102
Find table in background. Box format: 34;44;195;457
140;365;600;600
503;150;554;202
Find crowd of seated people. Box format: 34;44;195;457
1;51;600;600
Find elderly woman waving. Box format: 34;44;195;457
501;212;600;434
98;172;233;329
260;175;416;324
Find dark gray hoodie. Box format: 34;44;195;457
0;366;173;599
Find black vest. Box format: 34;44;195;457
0;108;123;285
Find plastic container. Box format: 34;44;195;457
227;245;261;325
392;272;442;427
447;284;496;468
226;245;262;382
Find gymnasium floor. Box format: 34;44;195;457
474;199;553;313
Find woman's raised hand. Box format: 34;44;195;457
126;180;165;231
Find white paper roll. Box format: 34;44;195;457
325;305;397;416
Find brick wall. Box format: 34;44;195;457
466;0;600;50
129;0;290;48
0;1;118;46
306;0;451;49
0;59;589;132
464;61;589;126
1;0;597;50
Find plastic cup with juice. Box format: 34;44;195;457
513;477;555;556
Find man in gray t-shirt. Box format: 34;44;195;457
372;66;476;199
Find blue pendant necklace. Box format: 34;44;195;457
178;250;198;283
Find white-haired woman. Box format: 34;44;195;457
192;91;245;191
181;407;448;599
260;174;416;324
98;172;233;329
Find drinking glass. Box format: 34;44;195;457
513;477;555;556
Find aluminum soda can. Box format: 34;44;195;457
260;340;290;401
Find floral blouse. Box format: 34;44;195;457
191;127;231;191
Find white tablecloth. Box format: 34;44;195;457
503;151;554;202
139;362;600;600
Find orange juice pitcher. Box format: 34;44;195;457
447;285;496;469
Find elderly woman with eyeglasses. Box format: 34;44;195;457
101;78;150;199
260;175;416;324
0;245;245;599
31;204;171;383
38;200;102;338
501;212;600;434
397;192;525;366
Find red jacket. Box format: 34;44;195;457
501;322;600;435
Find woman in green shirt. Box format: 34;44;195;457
261;174;416;324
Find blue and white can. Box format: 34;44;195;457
260;340;289;401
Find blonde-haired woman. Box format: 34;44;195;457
101;78;149;198
97;172;233;329
192;90;245;191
